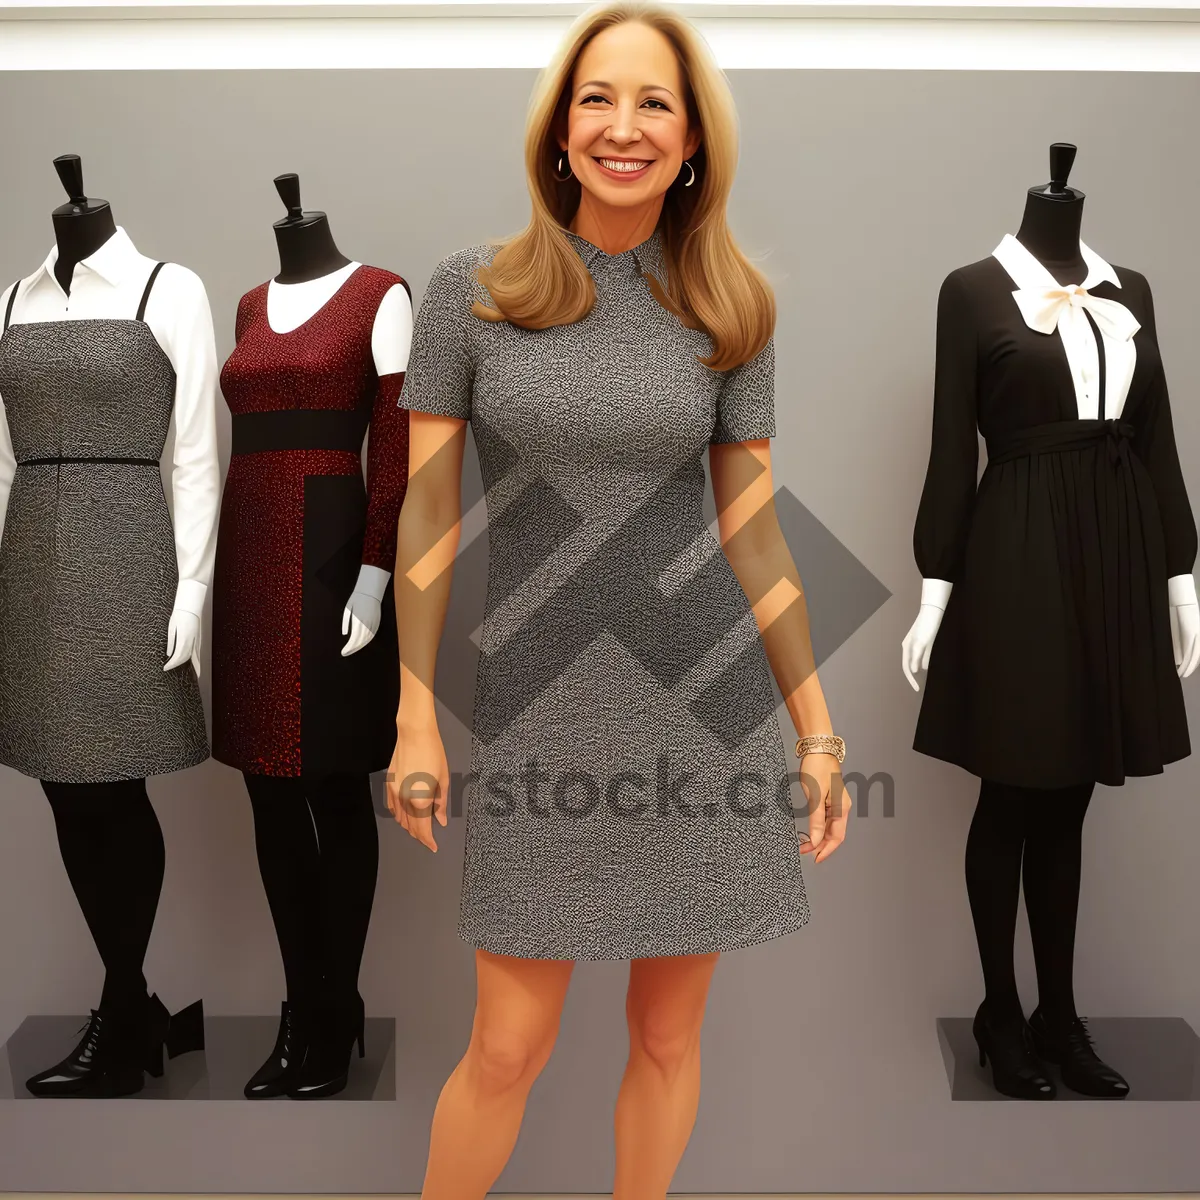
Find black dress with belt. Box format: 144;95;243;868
913;239;1196;789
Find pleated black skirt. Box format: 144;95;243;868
914;419;1190;788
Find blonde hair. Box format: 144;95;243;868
470;0;775;372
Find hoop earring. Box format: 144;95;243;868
553;153;574;182
681;159;696;187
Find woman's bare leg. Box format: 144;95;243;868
613;951;721;1199
420;947;575;1199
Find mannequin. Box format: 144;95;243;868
0;154;217;1096
903;144;1198;1100
210;173;412;1099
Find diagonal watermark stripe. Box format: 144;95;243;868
394;407;890;751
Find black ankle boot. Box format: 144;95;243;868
245;1000;311;1099
26;1005;146;1098
1028;1007;1129;1098
287;992;365;1100
971;1001;1057;1100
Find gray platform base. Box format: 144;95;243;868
937;1015;1200;1100
0;1013;396;1100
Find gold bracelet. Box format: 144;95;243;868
795;734;846;763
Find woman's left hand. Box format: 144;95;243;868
797;752;849;863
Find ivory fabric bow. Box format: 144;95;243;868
1011;283;1141;342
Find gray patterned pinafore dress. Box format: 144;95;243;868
400;227;811;960
0;264;209;783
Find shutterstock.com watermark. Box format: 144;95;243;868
384;757;895;823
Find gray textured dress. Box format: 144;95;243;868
401;227;810;959
0;266;209;783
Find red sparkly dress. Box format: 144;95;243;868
211;265;409;776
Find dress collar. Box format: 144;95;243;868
562;225;666;283
33;225;144;292
992;231;1121;292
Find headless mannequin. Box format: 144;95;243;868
903;145;1200;683
49;155;118;294
900;145;1194;1097
268;173;409;655
238;173;410;1099
0;156;205;671
14;157;204;1097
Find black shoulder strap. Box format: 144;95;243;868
136;261;167;321
2;279;20;333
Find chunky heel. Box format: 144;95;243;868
166;998;206;1059
144;992;171;1078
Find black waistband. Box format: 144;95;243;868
19;456;160;467
232;408;369;456
986;418;1136;466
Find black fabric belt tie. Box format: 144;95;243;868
231;407;369;456
985;417;1136;467
19;456;159;466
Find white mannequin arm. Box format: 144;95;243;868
156;265;222;676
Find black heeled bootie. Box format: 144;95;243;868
287;991;365;1100
1028;1007;1129;1098
971;1001;1057;1100
245;1000;311;1099
25;1004;146;1098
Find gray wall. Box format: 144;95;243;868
1;68;1199;1193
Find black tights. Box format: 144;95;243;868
40;778;165;1014
965;777;1095;1027
243;771;379;1013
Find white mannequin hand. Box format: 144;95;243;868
341;563;392;656
901;604;946;692
342;591;381;655
1171;603;1200;678
1168;575;1200;679
164;607;202;676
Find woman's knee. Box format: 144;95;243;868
627;1004;701;1075
466;1019;557;1095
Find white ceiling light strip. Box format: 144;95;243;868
1;9;1199;69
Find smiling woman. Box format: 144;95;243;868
389;3;841;1197
467;1;776;371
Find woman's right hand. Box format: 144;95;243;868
387;719;450;852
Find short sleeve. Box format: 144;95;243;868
710;335;776;444
399;250;477;422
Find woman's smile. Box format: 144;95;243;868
592;155;654;180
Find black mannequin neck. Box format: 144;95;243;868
50;205;117;296
1015;190;1086;285
272;213;351;284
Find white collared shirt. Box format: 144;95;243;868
991;232;1135;421
0;225;221;617
921;233;1196;612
